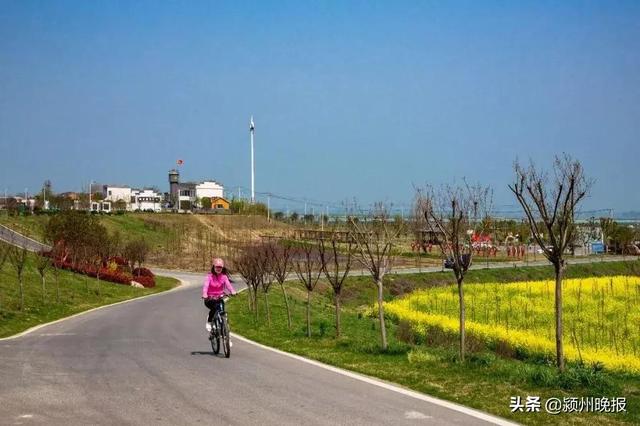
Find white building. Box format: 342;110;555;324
131;188;162;212
91;201;112;213
195;181;224;199
102;186;132;209
177;180;224;210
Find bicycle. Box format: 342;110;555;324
207;296;232;358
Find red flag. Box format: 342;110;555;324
177;159;184;166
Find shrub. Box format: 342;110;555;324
132;275;155;288
132;267;154;278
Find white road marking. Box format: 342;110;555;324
37;333;76;337
405;411;432;419
231;334;518;426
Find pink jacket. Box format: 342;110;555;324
202;273;236;298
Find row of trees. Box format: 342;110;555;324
232;155;592;373
232;206;403;348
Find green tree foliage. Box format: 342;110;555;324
201;197;212;210
124;238;151;272
229;199;268;215
45;211;104;265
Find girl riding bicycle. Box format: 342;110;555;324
202;258;236;332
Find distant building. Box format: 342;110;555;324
91;201;112;213
131;188;162;212
210;197;230;210
102;185;132;209
168;170;225;211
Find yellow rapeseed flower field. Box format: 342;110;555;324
385;276;640;373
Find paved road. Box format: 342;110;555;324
0;224;51;252
0;271;514;426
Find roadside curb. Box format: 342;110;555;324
0;276;189;341
229;332;519;426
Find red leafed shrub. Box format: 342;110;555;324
100;270;133;285
132;267;154;278
53;259;135;286
132;275;155;288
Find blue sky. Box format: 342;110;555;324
1;1;638;213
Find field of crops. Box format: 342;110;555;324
385;276;640;373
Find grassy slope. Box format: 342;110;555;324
0;254;179;338
227;260;640;426
0;213;293;271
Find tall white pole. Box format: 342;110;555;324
88;181;92;212
250;116;255;203
267;194;270;222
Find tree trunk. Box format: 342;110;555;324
376;278;388;350
264;291;271;327
246;286;254;312
280;283;292;330
306;289;312;338
18;274;24;311
457;277;466;362
335;292;342;338
253;288;259;322
41;275;46;301
554;261;565;372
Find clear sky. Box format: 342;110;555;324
1;1;639;214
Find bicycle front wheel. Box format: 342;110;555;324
210;319;220;354
221;316;231;358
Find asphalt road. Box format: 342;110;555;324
0;271;515;426
0;225;50;252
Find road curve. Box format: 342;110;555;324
0;270;515;426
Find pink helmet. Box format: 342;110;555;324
212;258;224;268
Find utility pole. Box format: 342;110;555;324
249;116;255;203
267;194;271;222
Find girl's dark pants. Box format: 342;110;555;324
204;298;225;323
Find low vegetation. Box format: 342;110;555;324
0;248;179;337
227;259;640;425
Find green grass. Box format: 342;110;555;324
0;254;179;338
227;261;640;425
0;212;173;246
0;214;49;240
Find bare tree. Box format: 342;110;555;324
90;226;112;297
233;246;262;321
50;243;63;303
415;182;492;362
509;155;591;371
124;238;150;274
35;250;51;301
318;231;353;338
267;240;294;329
293;243;322;338
349;203;404;350
9;244;29;311
256;244;275;327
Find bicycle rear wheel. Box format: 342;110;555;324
221;315;231;358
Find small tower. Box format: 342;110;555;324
169;169;180;207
